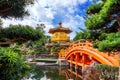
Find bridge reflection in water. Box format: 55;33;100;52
22;65;82;80
59;66;82;80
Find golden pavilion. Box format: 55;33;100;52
49;22;72;42
46;22;72;56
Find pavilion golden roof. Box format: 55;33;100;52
48;22;72;34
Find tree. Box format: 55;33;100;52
32;24;50;54
0;0;34;18
0;25;42;43
75;0;120;49
0;19;2;31
73;29;99;41
84;0;120;80
36;24;46;33
74;0;120;79
98;33;120;52
85;0;120;30
0;47;30;80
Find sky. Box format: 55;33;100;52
1;0;95;39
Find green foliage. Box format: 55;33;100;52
96;64;118;80
33;39;50;54
73;30;99;41
0;19;2;27
80;0;120;52
98;33;120;51
24;66;66;80
0;47;30;80
11;43;34;56
36;24;46;33
0;23;50;55
85;13;109;29
32;23;50;54
0;0;34;17
86;3;103;14
51;43;67;54
73;32;85;40
98;32;107;41
45;67;66;80
85;0;120;29
1;25;42;41
28;66;44;80
92;39;100;48
31;33;50;54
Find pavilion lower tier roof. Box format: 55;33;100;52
45;42;70;48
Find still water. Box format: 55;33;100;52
22;65;82;80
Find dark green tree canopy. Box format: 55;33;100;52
1;25;42;42
98;33;120;51
0;0;34;17
86;3;103;15
85;0;120;30
74;0;120;52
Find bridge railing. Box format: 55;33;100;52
59;40;118;64
65;40;92;57
65;40;118;61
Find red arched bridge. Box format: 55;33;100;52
58;40;119;69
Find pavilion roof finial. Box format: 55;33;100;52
58;22;62;28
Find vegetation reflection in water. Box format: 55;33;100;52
22;65;82;80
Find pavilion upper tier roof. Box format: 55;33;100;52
48;22;72;34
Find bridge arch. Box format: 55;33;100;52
64;41;118;69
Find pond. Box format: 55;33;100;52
22;65;82;80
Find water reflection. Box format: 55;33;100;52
22;65;82;80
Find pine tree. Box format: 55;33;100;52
74;0;120;79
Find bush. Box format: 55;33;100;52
0;47;30;80
96;64;118;80
2;25;42;41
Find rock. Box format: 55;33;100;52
82;66;100;80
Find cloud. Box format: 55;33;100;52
2;0;88;39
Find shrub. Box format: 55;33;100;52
0;47;30;80
96;64;118;80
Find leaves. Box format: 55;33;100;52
85;0;120;29
0;0;34;17
73;30;99;41
74;0;120;52
98;33;120;51
1;25;42;42
0;47;30;80
86;3;103;14
96;64;118;80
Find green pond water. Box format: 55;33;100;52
22;65;82;80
